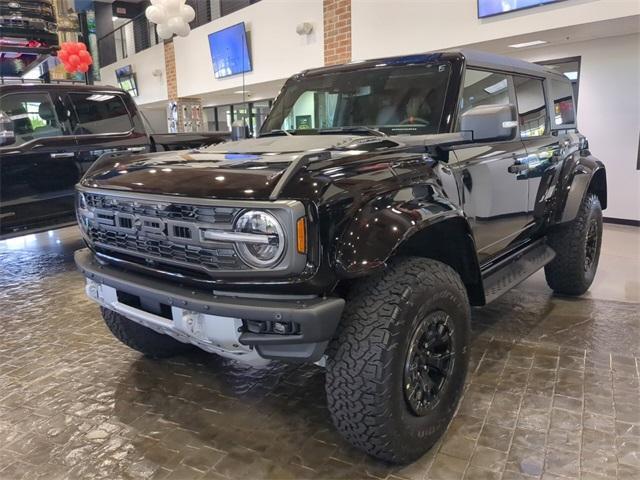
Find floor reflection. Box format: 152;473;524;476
0;225;638;480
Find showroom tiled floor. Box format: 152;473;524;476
0;224;638;480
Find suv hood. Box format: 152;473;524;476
81;135;399;200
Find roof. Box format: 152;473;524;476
452;49;564;79
0;82;127;94
299;49;566;82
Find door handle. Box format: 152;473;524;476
50;152;75;158
508;162;528;174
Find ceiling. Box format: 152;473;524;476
462;15;639;55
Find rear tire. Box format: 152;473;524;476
325;257;470;463
545;193;602;296
101;307;193;359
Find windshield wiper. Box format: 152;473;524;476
317;126;387;137
259;129;294;138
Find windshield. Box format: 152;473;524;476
261;63;451;136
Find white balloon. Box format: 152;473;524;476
145;5;166;24
147;0;191;39
176;22;191;37
156;22;173;40
164;0;182;16
168;17;190;37
180;5;196;23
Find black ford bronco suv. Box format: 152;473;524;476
75;50;606;463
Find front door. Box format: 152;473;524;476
450;69;531;265
0;91;80;237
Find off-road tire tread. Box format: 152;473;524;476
545;193;602;295
102;307;192;359
325;257;470;463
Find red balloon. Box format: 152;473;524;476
68;54;80;66
77;63;89;73
78;42;88;51
58;50;69;62
78;50;90;61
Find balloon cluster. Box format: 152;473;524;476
58;42;93;74
145;0;196;40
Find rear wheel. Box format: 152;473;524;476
545;193;603;295
325;257;470;463
102;307;193;359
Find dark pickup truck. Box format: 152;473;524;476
0;83;227;238
74;50;606;463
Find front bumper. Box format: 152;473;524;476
75;248;344;363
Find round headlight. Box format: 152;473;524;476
234;210;285;267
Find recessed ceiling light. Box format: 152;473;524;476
564;71;578;81
508;40;548;48
484;78;508;94
234;90;250;94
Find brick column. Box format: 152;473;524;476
163;40;178;100
324;0;351;66
163;39;203;133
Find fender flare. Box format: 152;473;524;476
556;152;607;224
333;184;484;304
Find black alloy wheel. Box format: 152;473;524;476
584;218;599;272
403;311;454;416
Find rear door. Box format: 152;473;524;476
450;69;531;265
0;90;80;236
513;75;578;233
64;90;149;177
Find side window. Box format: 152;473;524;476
550;78;576;127
459;69;510;118
0;92;64;146
513;77;548;138
68;93;132;135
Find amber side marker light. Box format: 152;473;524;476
296;217;307;254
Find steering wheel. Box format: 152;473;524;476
400;117;430;125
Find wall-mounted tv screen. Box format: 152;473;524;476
208;22;252;79
115;65;138;97
478;0;566;18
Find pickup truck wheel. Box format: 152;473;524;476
545;193;603;296
101;307;193;359
325;258;470;463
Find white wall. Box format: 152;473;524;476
99;42;168;106
352;0;640;59
173;0;324;99
516;34;640;221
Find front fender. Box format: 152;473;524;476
556;152;606;224
333;183;463;277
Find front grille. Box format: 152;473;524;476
82;193;247;273
85;193;236;224
87;227;240;270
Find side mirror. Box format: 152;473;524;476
0;111;15;147
459;104;517;142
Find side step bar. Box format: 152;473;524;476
481;240;556;304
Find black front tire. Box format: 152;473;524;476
545;193;603;296
325;257;471;464
102;307;193;359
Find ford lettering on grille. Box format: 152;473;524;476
82;194;246;273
